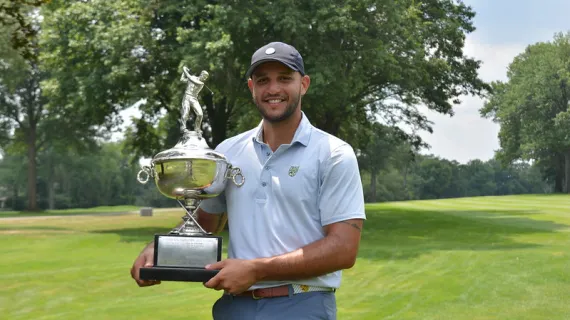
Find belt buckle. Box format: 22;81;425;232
251;289;263;300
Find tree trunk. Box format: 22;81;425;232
555;175;563;193
402;161;409;199
48;161;55;210
554;155;564;193
12;184;18;211
565;149;570;194
48;181;55;209
26;127;38;211
370;168;377;203
203;93;229;147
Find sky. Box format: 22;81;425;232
117;0;570;164
416;0;570;163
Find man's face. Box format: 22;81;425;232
248;61;310;123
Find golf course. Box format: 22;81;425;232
1;194;569;319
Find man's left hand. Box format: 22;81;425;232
203;259;259;294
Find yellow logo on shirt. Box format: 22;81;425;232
300;285;310;292
288;166;299;177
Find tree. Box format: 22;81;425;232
41;0;489;162
177;0;491;150
481;32;570;193
410;155;456;199
1;1;110;211
0;19;45;210
40;0;206;162
358;123;422;202
463;159;496;196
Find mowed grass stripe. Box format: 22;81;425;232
390;198;569;218
390;197;570;230
439;198;570;211
391;199;566;212
394;195;570;210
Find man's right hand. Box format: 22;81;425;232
130;242;161;287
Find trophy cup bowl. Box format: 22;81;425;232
137;132;244;201
134;66;244;283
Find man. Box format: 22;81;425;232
131;42;366;319
179;67;209;135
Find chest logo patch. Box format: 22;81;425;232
288;166;299;177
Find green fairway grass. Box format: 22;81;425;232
0;205;142;218
1;194;569;319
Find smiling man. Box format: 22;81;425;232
131;42;366;320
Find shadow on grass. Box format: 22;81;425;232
93;227;177;243
0;211;133;219
0;225;71;232
359;206;569;261
92;206;569;260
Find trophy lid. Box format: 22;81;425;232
152;131;227;164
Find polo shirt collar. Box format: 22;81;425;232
253;112;312;147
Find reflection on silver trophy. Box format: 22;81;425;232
136;65;244;282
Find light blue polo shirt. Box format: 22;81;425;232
200;112;366;290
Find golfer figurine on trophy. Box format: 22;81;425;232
179;67;209;137
136;65;244;282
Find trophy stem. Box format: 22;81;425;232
171;198;210;235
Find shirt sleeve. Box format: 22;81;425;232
319;143;366;226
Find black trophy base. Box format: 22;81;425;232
140;266;219;282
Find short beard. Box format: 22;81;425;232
254;93;300;123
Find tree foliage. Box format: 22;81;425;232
0;0;50;61
39;0;489;159
0;1;111;210
481;32;570;193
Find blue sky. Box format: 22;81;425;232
417;0;570;163
468;0;570;45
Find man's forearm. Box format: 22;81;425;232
253;233;358;282
197;209;227;234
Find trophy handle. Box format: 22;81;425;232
225;165;245;187
137;165;153;184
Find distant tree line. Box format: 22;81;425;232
360;153;549;203
0;139;551;210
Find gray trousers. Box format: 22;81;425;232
212;291;336;320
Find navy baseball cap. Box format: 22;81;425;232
245;42;305;79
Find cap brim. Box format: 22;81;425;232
245;58;301;79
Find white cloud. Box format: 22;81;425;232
463;36;526;83
417;36;526;163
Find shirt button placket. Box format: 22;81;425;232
261;154;271;188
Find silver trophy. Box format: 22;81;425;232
136;66;244;282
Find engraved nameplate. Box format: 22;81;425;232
156;235;219;268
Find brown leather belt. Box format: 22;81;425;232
233;285;290;299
